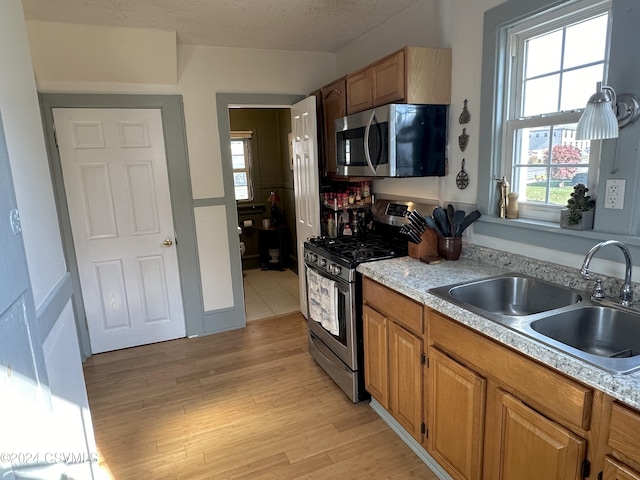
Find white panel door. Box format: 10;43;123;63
54;108;186;353
291;97;320;318
0;114;79;479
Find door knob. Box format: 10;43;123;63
163;238;174;247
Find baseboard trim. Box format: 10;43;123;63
369;398;453;480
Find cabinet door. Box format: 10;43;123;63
321;78;346;178
346;69;372;114
428;347;486;480
363;305;388;408
389;321;422;441
372;50;405;107
604;457;640;480
497;390;586;480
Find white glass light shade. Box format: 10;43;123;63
576;100;619;140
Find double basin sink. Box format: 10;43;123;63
429;274;640;374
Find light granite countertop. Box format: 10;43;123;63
357;255;640;410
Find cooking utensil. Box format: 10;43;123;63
400;224;423;244
409;209;428;228
406;229;422;244
456;159;469;190
452;210;466;236
408;210;427;233
458;210;482;235
424;216;443;237
433;207;450;236
446;204;455;233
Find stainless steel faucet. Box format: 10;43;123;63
581;240;634;307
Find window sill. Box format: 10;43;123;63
473;215;640;265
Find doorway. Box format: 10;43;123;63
228;106;299;320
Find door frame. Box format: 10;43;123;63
214;93;304;325
39;94;203;358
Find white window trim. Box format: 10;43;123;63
231;130;254;202
499;0;611;222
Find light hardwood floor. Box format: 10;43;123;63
83;313;438;479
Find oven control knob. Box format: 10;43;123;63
319;258;327;268
330;264;342;276
309;253;318;263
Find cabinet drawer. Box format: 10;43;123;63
429;311;593;430
609;402;640;466
603;456;640;480
363;278;423;335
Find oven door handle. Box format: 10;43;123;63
364;109;377;175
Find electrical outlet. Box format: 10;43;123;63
605;179;625;209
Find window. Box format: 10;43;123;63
230;131;253;201
501;1;610;221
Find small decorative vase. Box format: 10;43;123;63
438;236;462;261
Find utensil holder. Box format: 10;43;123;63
408;229;438;259
438;236;462;261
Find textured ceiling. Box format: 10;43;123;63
22;0;422;52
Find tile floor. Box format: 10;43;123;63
243;268;300;321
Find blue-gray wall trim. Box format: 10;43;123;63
474;217;640;266
477;0;640;258
193;197;227;208
38;93;205;356
36;273;74;344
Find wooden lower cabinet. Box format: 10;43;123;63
496;389;586;480
428;311;593;480
428;347;485;480
363;305;389;408
361;285;640;480
389;321;423;439
604;457;640;480
363;303;423;441
363;278;424;442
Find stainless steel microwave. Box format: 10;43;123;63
335;103;447;177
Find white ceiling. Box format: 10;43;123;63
22;0;423;52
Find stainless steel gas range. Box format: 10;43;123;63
303;198;437;402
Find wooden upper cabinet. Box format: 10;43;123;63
346;68;373;114
428;347;486;480
320;77;347;177
346;46;452;114
372;49;406;107
497;390;586;480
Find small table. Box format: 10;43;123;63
258;225;287;271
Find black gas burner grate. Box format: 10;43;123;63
308;235;402;261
